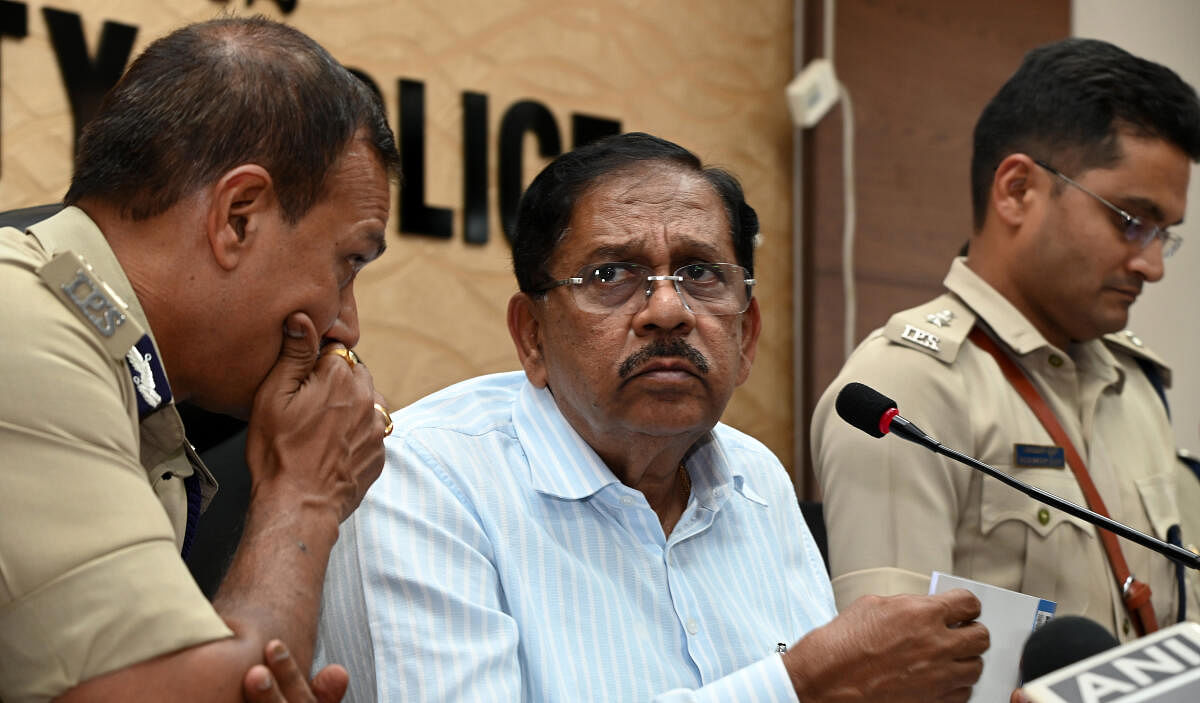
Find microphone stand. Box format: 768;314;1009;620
888;414;1200;571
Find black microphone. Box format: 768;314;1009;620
835;382;1200;571
1018;616;1119;683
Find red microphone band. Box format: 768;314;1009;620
879;407;899;436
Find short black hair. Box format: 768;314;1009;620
970;38;1200;230
511;132;758;293
65;16;400;223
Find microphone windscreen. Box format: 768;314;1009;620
1019;616;1119;683
835;382;897;438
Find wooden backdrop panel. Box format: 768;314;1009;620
0;0;799;465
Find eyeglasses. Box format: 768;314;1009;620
1034;160;1182;258
538;262;756;316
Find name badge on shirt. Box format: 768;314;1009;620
1013;443;1065;469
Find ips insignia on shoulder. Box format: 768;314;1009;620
884;295;973;364
901;324;941;352
38;251;143;359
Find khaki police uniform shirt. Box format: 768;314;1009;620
0;208;231;703
1179;451;1200;569
812;258;1200;642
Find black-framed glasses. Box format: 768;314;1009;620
538;262;756;316
1034;160;1182;258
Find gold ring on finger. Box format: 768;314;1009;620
326;347;359;368
374;402;394;437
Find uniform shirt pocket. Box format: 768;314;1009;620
980;468;1096;537
979;467;1096;613
1135;473;1180;541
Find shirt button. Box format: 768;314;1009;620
1037;508;1050;526
713;487;723;498
1048;354;1064;368
620;495;636;506
685;618;699;635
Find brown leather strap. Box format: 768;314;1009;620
967;326;1158;636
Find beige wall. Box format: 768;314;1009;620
0;1;799;464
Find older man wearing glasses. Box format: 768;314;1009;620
314;132;990;702
813;37;1200;643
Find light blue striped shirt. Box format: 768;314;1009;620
316;371;836;702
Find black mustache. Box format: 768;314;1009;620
618;339;710;378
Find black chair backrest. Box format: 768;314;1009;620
0;203;65;230
798;500;830;574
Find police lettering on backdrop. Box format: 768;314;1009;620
0;0;621;243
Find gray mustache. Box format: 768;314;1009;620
618;339;710;378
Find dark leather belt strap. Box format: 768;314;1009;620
968;326;1158;637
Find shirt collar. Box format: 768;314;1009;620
514;381;620;499
513;378;767;507
1074;335;1125;390
684;431;768;508
944;257;1051;355
945;256;1121;385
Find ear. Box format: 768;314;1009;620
507;292;549;388
734;296;762;386
990;154;1039;229
206;164;276;271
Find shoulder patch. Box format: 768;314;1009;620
1103;329;1171;382
882;294;976;364
37;250;144;359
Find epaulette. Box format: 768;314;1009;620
882;293;976;365
1103;329;1171;386
37;250;144;360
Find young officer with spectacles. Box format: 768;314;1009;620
813;37;1200;645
